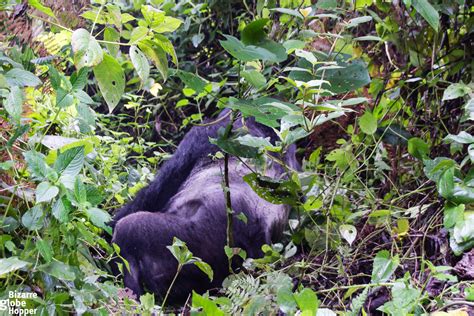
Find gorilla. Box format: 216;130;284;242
111;110;298;302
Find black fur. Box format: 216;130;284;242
111;111;298;301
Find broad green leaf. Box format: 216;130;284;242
130;45;150;83
52;197;72;223
141;5;182;33
36;181;59;203
438;167;455;199
277;287;297;314
71;67;90;91
412;0;440;31
378;280;422;314
283;40;305;53
54;146;84;179
220;35;276;62
36;239;53;263
235;134;280;151
104;27;120;57
0;257;30;277
56;88;74;109
71;28;104;69
444;131;474;144
5;68;41;87
271;8;303;19
167;237;193;264
444;203;464;229
176;70;207;93
192;291;225;316
295;49;318;65
93;54;125;112
371;250;399;283
451;212;474;255
408;137;430;159
38;261;76;281
242;70;267;89
5;85;23;124
154;34;178;65
359;111;377;135
443;82;472;101
28;0;56;18
152;16;182;33
211;133;260;159
129;26;150;44
241;18;269;45
140;293;155;311
194;261;213;281
24;150;55;181
138;40;168;80
243;173;301;206
294;288;319;316
339;224;357;245
21;205;44;231
85;208;111;232
226;97;298;128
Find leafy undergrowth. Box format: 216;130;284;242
0;0;473;315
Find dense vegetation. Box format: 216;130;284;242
0;0;473;314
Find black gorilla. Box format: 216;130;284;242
111;111;298;301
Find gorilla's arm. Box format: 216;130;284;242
111;114;229;226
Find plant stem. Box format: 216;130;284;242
160;264;182;314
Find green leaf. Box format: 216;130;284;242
412;0;440;31
438;167;455;199
277;287;297;314
36;182;59;203
444;131;474;144
93;54;125;113
28;0;56;18
371;250;399;283
408;137;430;159
243;173;301;206
347;16;372;28
130;45;150;83
167;238;193;264
71;67;90;91
24;150;55;181
56;88;74;109
294;288;319;316
241;18;269;45
54;146;84;180
220;35;276;62
85;208;111;232
192;291;225;316
0;257;30;277
52;197;72;223
21;205;44;231
5;68;41;87
140;293;155;311
359;111;377;135
194;261;214;281
129;26;150;44
242;70;267;89
378;279;421;314
444;204;464;229
36;239;53;263
154;34;178;66
5;85;23;123
104;27;120;57
138;40;168;80
176;70;207;93
226;97;298;128
71;28;104;69
38;261;76;281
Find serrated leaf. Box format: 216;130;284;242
54;146;84;180
130;45;150;83
36;182;59;203
23;150;55;181
93;54;125;112
36;239;53;263
71;28;104;69
52;197;71;223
